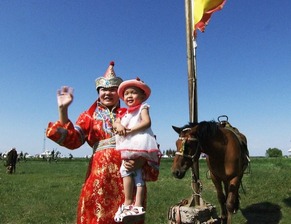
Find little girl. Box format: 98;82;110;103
113;77;161;223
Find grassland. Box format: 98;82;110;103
1;157;291;224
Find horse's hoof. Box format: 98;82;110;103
220;216;227;224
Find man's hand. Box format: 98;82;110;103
57;86;74;109
123;157;146;171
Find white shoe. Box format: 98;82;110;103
119;206;146;223
114;204;133;222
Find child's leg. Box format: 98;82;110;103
115;163;136;222
120;161;135;206
117;168;145;222
133;168;145;207
135;185;145;207
123;175;134;206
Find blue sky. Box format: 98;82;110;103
1;1;291;157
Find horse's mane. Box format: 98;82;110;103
197;120;219;142
181;122;198;130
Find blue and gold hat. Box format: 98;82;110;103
95;61;123;91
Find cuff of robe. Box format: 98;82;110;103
46;120;74;146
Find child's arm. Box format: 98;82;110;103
126;107;151;135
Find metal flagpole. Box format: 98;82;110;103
185;0;200;206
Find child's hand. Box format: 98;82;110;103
114;123;128;136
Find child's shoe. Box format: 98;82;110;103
114;204;133;222
120;206;146;223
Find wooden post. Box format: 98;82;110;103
185;0;200;206
185;0;198;123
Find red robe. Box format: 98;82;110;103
47;101;159;224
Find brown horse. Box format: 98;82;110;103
171;120;249;224
5;148;18;174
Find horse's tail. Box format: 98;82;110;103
240;155;249;194
240;180;246;195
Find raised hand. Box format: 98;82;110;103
57;86;74;109
57;86;74;124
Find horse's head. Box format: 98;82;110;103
171;123;200;179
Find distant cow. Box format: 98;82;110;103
5;148;18;174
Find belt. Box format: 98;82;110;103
93;136;116;153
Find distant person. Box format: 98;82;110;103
47;150;55;163
23;153;27;162
113;78;161;222
51;150;55;159
18;151;23;162
46;62;159;224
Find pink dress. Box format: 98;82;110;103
115;103;161;165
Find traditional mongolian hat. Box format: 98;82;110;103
118;77;151;101
95;61;123;91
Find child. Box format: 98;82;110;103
113;77;161;222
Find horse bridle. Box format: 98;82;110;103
175;128;200;161
175;128;203;196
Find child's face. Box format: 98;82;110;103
123;86;145;107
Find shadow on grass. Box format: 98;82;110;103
283;197;291;207
240;202;281;224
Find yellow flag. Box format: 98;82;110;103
192;0;226;33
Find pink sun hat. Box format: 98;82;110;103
118;77;151;101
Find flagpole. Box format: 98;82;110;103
185;0;198;123
185;0;200;206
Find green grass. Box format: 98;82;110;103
1;158;291;223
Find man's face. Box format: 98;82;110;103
98;87;119;108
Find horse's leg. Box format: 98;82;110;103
210;173;227;222
7;165;12;174
226;176;241;213
224;176;242;224
222;182;232;224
